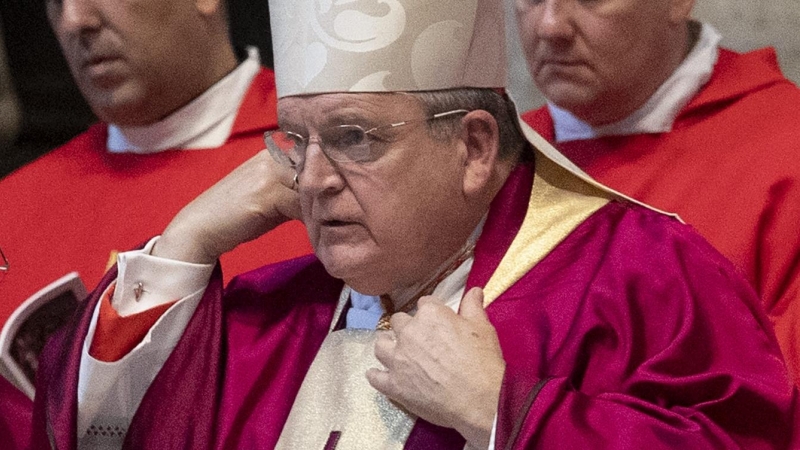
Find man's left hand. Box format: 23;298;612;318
366;287;505;449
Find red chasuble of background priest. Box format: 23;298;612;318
32;0;798;449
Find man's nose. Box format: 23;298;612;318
532;0;575;41
53;0;102;35
299;142;346;196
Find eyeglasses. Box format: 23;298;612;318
264;109;469;169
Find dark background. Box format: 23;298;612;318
0;0;274;179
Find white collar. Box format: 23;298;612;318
107;46;262;153
550;22;722;143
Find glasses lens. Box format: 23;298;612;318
323;125;370;162
266;131;303;167
270;131;300;151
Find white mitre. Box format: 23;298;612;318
268;0;506;98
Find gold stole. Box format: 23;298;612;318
276;149;612;449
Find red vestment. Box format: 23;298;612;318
0;375;31;449
523;48;800;381
0;68;313;325
33;161;797;449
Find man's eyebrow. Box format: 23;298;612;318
285;113;374;133
278;98;386;131
323;110;373;127
277;114;307;132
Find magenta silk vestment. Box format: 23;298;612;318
0;376;32;449
32;162;797;449
523;48;800;382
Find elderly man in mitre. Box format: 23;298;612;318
33;0;796;449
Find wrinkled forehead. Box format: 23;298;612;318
277;92;425;129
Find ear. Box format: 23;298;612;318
668;0;695;24
459;110;501;198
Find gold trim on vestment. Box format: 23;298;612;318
481;149;612;307
479;116;684;307
517;119;683;223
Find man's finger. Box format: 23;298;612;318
365;368;397;398
373;331;397;368
417;295;438;308
275;188;302;220
389;311;413;331
458;287;487;320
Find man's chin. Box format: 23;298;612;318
319;255;389;294
541;83;593;107
81;85;153;125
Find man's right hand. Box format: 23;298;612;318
153;150;302;264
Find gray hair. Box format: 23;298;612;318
409;88;528;161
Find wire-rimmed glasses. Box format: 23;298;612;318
264;109;470;169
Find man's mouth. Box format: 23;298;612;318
83;53;122;68
541;58;583;66
322;220;354;227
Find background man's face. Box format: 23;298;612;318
515;0;691;125
46;0;212;126
278;93;476;295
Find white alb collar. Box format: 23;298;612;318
107;46;262;153
550;22;721;143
